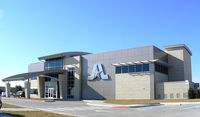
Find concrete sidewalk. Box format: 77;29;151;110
84;100;200;108
84;100;161;108
160;102;200;105
3;97;54;102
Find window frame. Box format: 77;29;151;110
115;66;122;74
143;64;150;72
122;66;129;73
136;64;142;72
129;65;135;73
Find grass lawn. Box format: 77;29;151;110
1;103;73;117
104;99;200;105
0;111;72;117
2;103;22;108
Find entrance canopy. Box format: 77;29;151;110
2;70;67;82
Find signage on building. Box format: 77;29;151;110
88;64;109;80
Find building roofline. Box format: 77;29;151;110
38;52;91;60
83;45;155;57
2;70;67;82
163;44;192;56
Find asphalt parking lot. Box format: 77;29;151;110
2;98;200;117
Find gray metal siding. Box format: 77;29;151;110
153;46;168;62
82;46;155;100
28;62;44;72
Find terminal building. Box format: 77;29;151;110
2;44;196;100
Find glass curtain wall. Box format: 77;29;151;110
45;58;64;71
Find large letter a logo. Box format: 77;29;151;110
88;64;109;80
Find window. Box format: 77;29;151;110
136;64;142;72
115;63;151;74
67;71;74;98
143;64;149;71
157;94;161;99
155;64;168;75
164;67;168;74
45;58;64;71
183;93;188;98
176;93;180;98
115;66;121;74
68;68;75;71
170;93;174;99
31;77;37;80
129;65;135;72
122;66;128;73
30;89;38;94
164;94;168;99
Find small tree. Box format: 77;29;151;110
188;88;195;99
196;89;200;99
0;88;3;94
12;85;23;94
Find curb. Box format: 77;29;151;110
112;106;129;108
83;100;200;108
86;101;160;108
3;97;49;102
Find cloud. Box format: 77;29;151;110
0;10;4;19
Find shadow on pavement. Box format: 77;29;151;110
129;103;163;108
0;112;25;117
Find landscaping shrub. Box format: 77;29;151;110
196;89;200;99
188;88;195;99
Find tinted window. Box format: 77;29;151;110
164;67;168;74
115;66;121;74
143;64;149;71
68;68;75;71
30;89;38;94
129;65;135;72
31;76;37;80
115;64;151;74
155;63;168;74
45;58;63;71
136;64;142;72
122;66;128;73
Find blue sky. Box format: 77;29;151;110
0;0;200;86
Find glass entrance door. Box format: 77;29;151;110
45;81;58;99
48;88;54;98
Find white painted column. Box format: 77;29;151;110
5;82;10;97
25;79;30;99
59;73;67;99
37;77;45;98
